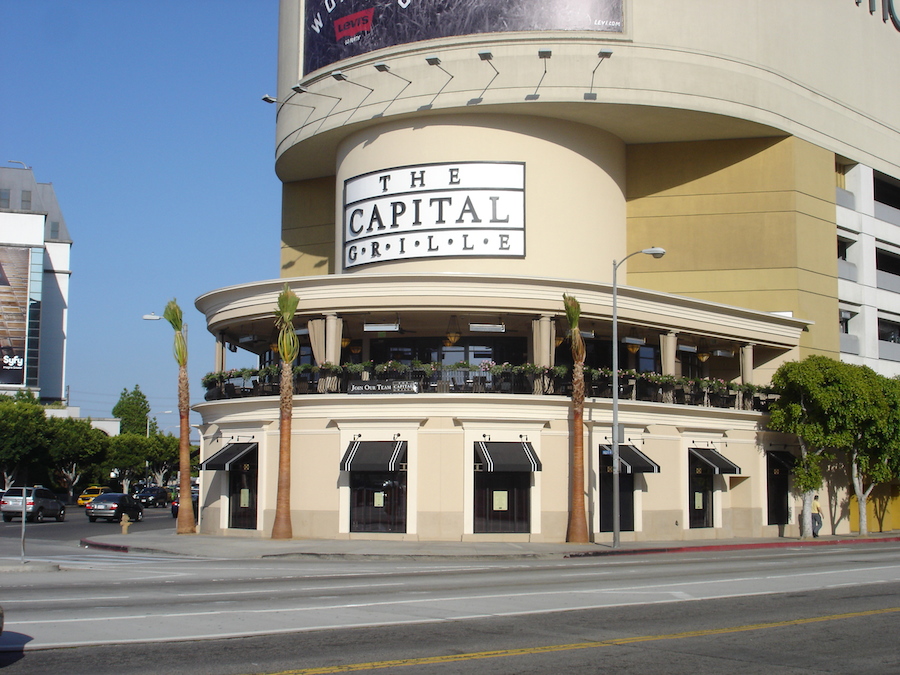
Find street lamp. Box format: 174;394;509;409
611;247;665;548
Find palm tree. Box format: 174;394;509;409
163;299;195;534
563;293;589;543
271;284;300;539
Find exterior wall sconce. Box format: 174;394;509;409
422;56;453;110
586;48;614;101
470;50;499;105
527;50;552;100
373;62;412;116
329;71;374;121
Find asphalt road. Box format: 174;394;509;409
0;501;178;545
1;540;899;673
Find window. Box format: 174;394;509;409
21;190;31;210
875;172;900;210
878;318;900;343
49;222;60;239
837;239;850;261
0;189;9;209
876;249;900;276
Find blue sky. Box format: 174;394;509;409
2;2;281;431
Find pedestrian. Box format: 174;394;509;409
812;494;823;538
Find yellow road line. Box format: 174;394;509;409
259;606;900;675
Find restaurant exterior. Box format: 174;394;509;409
193;1;900;542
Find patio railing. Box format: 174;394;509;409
202;367;776;412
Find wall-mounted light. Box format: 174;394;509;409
585;48;614;101
526;49;552;101
329;70;374;122
372;62;412;116
469;50;499;105
422;56;453;110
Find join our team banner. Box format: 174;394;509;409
303;0;624;75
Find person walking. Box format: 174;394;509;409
812;495;824;538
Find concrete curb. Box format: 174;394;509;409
77;534;900;560
0;561;60;573
565;535;900;557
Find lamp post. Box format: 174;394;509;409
611;247;665;548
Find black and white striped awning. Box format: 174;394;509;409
475;441;542;472
599;445;660;473
200;443;258;471
340;441;408;472
689;447;741;474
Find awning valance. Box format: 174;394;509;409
600;445;660;474
689;447;741;474
200;442;258;471
475;441;542;472
340;441;408;472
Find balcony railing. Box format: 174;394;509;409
202;365;775;412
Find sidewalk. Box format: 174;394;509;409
75;529;900;561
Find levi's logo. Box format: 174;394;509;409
334;8;374;39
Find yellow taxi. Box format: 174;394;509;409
77;486;109;507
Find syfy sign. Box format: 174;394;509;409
343;162;525;269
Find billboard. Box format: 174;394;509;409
0;246;29;386
304;0;624;74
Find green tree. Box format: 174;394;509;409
112;385;152;436
272;283;300;539
105;434;149;494
769;355;900;536
46;416;108;501
163;299;196;534
0;395;50;489
146;433;179;487
563;294;589;543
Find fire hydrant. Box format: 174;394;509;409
120;513;131;534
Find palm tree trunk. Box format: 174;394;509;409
175;364;196;534
271;360;293;539
566;361;589;543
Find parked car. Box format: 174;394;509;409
85;493;143;523
135;486;171;508
1;487;66;522
77;486;110;507
171;489;199;519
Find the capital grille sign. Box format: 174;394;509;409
343;161;525;269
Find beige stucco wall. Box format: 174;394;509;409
626;136;839;359
197;394;824;542
332;115;626;281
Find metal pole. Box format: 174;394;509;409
611;258;621;549
609;247;665;550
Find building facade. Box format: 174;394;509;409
0;166;72;403
194;1;900;541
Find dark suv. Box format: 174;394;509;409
135;486;171;508
1;487;66;522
